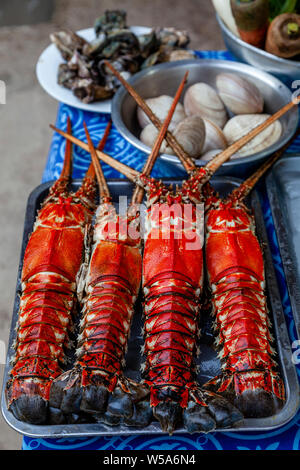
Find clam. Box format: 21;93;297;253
140;115;206;159
137;95;186;129
183;82;228;128
216;73;264;115
201;148;241;161
171;115;206;158
223;114;282;157
140;124;168;153
202;118;228;154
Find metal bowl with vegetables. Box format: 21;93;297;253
112;59;298;177
214;0;300;86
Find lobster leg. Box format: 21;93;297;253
202;144;294;417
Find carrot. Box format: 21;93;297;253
230;0;269;48
266;12;300;58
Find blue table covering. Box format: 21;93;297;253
23;50;300;450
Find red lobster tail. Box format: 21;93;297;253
141;185;243;434
204;199;285;417
5;120;96;424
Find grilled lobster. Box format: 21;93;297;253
203;150;290;418
48;75;188;426
5;119;111;425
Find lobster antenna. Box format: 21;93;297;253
229;126;300;202
131;72;188;205
104;60;196;174
84;120;112;180
60;116;73;180
50;124;139;182
84;122;111;202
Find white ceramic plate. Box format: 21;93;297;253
36;26;151;113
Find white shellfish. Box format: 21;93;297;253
137;95;186;129
202;118;228;154
216;73;264;115
183;82;228;128
171;115;206;158
223;114;282;156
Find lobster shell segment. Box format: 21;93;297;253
49;204;150;426
6;189;95;424
204;200;285;418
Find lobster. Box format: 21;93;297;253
54;66;296;434
5;118;111;425
48;74;188;427
202;145;295;418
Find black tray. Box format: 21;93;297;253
1;177;299;438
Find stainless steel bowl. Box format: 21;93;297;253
112;59;298;177
216;14;300;88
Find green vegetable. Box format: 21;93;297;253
269;0;297;19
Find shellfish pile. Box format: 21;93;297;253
51;9;194;104
138;73;283;160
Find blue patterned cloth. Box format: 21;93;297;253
23;50;300;450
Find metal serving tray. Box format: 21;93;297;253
266;155;300;341
2;177;299;438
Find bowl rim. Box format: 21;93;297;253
216;13;300;68
111;58;299;168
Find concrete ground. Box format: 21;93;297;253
0;0;223;449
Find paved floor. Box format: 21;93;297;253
0;0;223;449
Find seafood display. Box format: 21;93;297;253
50;9;194;103
101;66;295;421
5;44;300;435
51;67;299;433
48;78;187;427
136;72;283;161
49;74;244;434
